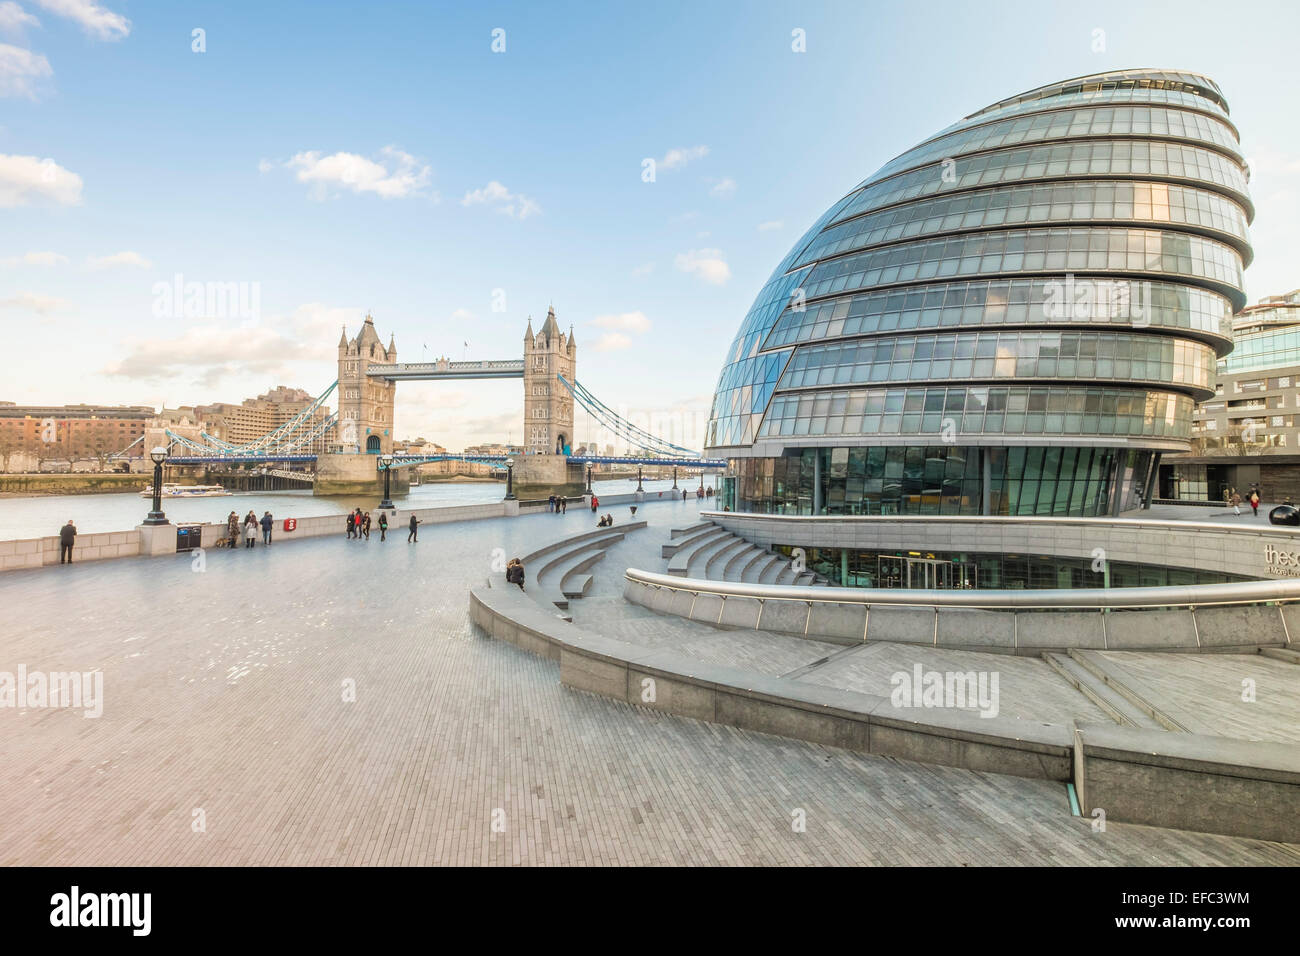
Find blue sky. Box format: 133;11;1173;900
3;0;1298;451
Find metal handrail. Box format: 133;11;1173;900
699;510;1300;537
623;567;1300;610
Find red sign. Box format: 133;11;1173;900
283;518;297;532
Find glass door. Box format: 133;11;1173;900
878;556;906;588
906;558;952;589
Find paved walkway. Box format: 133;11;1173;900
1;502;1296;865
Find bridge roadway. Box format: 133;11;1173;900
366;359;524;380
0;499;1291;865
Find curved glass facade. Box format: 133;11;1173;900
706;69;1252;518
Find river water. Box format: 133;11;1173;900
0;476;695;541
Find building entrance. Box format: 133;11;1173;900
877;555;977;589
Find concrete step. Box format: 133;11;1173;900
1259;646;1300;664
705;538;751;579
662;524;724;559
756;553;787;585
722;545;766;582
669;521;714;539
685;533;741;578
733;546;769;582
1066;649;1196;733
666;527;730;575
1043;652;1163;730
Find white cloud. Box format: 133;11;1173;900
0;42;51;98
0;249;65;266
591;311;651;334
88;249;150;269
659;145;709;171
0;3;40;37
0;153;82;206
758;220;784;232
709;177;736;199
282;145;433;200
592;332;632;352
449;308;475;321
631;262;654;277
674;248;731;285
460;180;541;219
256;158;273;174
105;303;355;386
1;290;68;313
32;0;127;41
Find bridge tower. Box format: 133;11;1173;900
522;307;576;455
335;313;397;455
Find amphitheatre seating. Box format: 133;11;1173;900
506;522;647;621
663;521;828;585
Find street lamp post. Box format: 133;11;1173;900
585;464;593;494
379;453;395;510
505;457;516;500
636;466;644;492
698;470;705;493
143;446;170;525
671;467;678;490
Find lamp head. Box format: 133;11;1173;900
150;446;169;465
506;457;514;467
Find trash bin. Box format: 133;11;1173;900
176;525;203;552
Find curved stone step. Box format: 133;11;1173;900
661;522;720;558
739;549;776;583
686;533;740;578
667;527;729;575
705;538;751;579
756;553;787;585
723;545;766;582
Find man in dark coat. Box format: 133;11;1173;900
58;519;76;564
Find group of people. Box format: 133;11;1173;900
345;508;382;540
596;513;615;527
1226;486;1262;517
548;494;568;514
226;510;273;548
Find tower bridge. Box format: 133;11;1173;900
162;306;721;498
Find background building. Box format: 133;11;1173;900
0;402;153;471
1162;289;1300;501
706;69;1252;519
522;308;576;456
333;314;398;455
195;385;331;455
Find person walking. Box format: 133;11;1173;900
362;512;372;540
408;514;421;542
227;511;240;548
590;494;599;514
243;513;258;548
1250;490;1260;516
547;494;555;513
1232;492;1242;516
58;519;76;564
378;512;388;541
346;512;355;539
560;497;567;514
260;510;273;545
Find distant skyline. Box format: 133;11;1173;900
3;0;1299;450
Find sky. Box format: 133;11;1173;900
3;0;1299;452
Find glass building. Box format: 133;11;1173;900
707;70;1252;517
1162;289;1300;503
